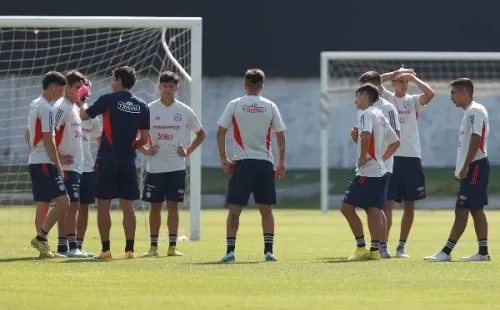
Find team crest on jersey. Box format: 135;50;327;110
242;103;266;113
173;113;182;121
117;101;141;113
403;101;410;109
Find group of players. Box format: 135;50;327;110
343;69;490;262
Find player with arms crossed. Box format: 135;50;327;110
425;78;490;262
140;71;206;257
351;71;401;258
80;66;150;259
75;80;102;257
52;70;87;258
380;68;435;258
29;71;71;258
216;69;286;263
342;84;400;261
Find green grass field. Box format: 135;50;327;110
1;208;500;309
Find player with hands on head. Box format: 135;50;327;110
216;69;286;263
139;71;206;258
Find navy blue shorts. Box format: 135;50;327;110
456;158;490;210
226;159;277;206
343;175;386;210
383;172;391;205
63;171;81;203
94;162;139;201
28;163;67;203
142;170;186;203
79;172;96;204
388;156;426;203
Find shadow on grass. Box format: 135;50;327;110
186;261;261;265
0;256;42;263
59;259;109;264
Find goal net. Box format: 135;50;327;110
319;51;500;212
0;16;202;241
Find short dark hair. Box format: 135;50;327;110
65;70;86;86
245;68;265;86
450;78;474;95
113;66;137;89
42;71;67;90
159;71;180;84
356;83;380;103
358;71;382;86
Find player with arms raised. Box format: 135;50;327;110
80;66;150;259
351;71;401;258
140;71;206;257
29;71;70;258
52;70;86;258
425;78;490;262
342;84;400;261
75;80;102;257
216;69;286;263
380;68;435;258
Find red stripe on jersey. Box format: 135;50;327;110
33;117;43;147
368;133;375;158
103;109;113;146
55;124;65;147
266;121;272;151
232;116;244;149
479;121;486;152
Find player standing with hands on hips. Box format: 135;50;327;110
216;69;286;263
80;66;150;259
139;71;206;257
425;78;490;262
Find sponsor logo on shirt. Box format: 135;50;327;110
153;125;180;130
158;133;174;140
117;101;141;113
242;103;266;113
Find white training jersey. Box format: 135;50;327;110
374;97;400;173
381;88;423;158
217;95;286;163
356;106;390;177
455;101;489;177
28;96;54;164
81;117;102;173
147;99;202;173
52;97;84;174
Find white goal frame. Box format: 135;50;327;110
0;15;203;240
320;51;500;213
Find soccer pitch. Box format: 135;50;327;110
1;208;500;309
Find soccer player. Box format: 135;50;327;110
352;71;401;258
75;80;102;257
52;70;87;258
216;69;286;263
139;71;206;257
425;78;490;262
80;66;150;259
342;83;400;261
29;71;71;258
380;68;435;258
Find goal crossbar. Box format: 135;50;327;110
319;51;500;213
0;15;203;241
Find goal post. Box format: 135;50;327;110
320;51;500;213
0;16;202;240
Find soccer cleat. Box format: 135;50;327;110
396;248;410;258
347;247;370;261
167;246;184;257
264;252;277;262
31;237;55;258
79;249;95;258
460;253;491;262
424;251;451;262
94;251;112;260
368;251;381;260
220;251;235;263
141;246;159;257
379;248;392;259
66;248;88;258
124;251;135;259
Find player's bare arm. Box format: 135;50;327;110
80;102;91;120
407;74;435;105
24;128;30;149
178;128;206;158
459;133;481;180
134;129;150;149
358;131;371;167
275;130;286;179
381;68;416;82
42;132;63;176
350;125;359;143
216;126;232;174
382;140;401;161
